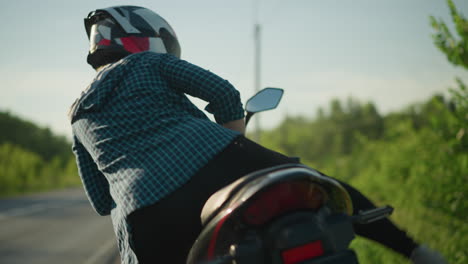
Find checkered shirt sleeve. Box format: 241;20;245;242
158;53;245;124
72;136;114;215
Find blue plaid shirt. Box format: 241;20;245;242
70;52;244;264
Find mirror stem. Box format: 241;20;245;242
245;112;254;127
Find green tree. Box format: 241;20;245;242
430;0;468;69
430;0;468;149
0;111;72;162
0;111;80;197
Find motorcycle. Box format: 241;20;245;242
186;88;394;264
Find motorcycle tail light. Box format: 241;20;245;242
242;180;326;226
281;240;324;264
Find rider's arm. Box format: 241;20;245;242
72;136;114;216
157;54;245;131
222;118;245;134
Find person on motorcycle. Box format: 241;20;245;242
70;5;447;264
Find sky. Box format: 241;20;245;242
0;0;467;138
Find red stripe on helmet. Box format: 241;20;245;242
120;36;150;53
98;39;111;46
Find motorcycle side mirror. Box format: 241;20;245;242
245;88;284;126
245;88;284;113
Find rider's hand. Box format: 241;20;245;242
222;118;245;134
411;245;447;264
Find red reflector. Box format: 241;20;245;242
281;241;324;264
243;180;326;226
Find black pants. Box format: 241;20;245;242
128;136;418;263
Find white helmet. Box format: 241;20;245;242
84;6;181;69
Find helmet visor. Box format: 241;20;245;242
89;18;115;53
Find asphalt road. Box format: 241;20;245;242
0;188;120;264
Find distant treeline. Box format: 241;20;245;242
0;112;80;197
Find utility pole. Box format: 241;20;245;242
253;4;262;142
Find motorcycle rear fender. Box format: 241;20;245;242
187;164;354;264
